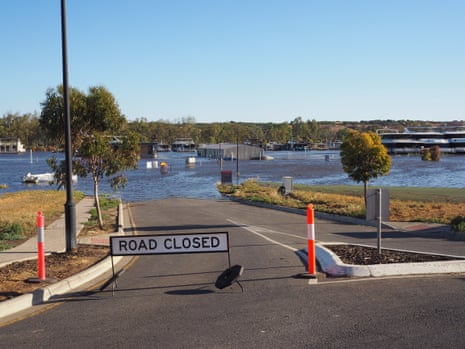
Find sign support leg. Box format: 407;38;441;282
100;255;122;296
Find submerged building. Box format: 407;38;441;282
197;143;263;161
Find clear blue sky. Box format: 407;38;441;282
1;0;464;123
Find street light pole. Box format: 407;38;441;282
61;0;76;251
235;127;239;185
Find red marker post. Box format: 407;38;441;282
37;211;46;280
306;204;316;276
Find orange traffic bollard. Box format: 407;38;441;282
307;204;316;275
37;211;46;280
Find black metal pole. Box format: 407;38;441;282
236;128;239;185
61;0;76;251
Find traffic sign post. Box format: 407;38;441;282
366;189;390;255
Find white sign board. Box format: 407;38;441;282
110;232;229;256
366;189;390;221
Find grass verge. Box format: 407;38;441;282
81;195;120;234
218;180;465;225
0;190;97;251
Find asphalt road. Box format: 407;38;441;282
1;198;464;348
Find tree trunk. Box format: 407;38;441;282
93;176;104;229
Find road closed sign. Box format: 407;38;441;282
110;232;229;256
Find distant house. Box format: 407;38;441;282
139;142;158;158
0;138;26;153
139;141;172;158
172;138;196;152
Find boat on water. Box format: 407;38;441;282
22;172;78;184
377;127;465;154
22;172;54;183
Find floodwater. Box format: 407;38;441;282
0;151;464;202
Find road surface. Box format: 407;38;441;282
0;198;464;348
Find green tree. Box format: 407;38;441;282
75;132;139;228
39;86;87;150
41;85;140;229
128;117;151;142
430;145;441;161
340;130;392;207
307;119;321;143
85;86;125;133
290;116;310;142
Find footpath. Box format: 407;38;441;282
0;197;94;268
1;198;465;322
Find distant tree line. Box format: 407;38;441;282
0;112;43;148
1;99;463;151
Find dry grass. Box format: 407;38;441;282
389;200;465;223
219;180;465;224
0;191;85;237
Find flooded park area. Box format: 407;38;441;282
1;150;464;202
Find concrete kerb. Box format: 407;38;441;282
0;199;131;321
315;243;465;278
224;196;373;225
223;196;450;233
224;196;452;233
0;255;125;320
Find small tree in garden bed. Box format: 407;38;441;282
340;130;391;207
